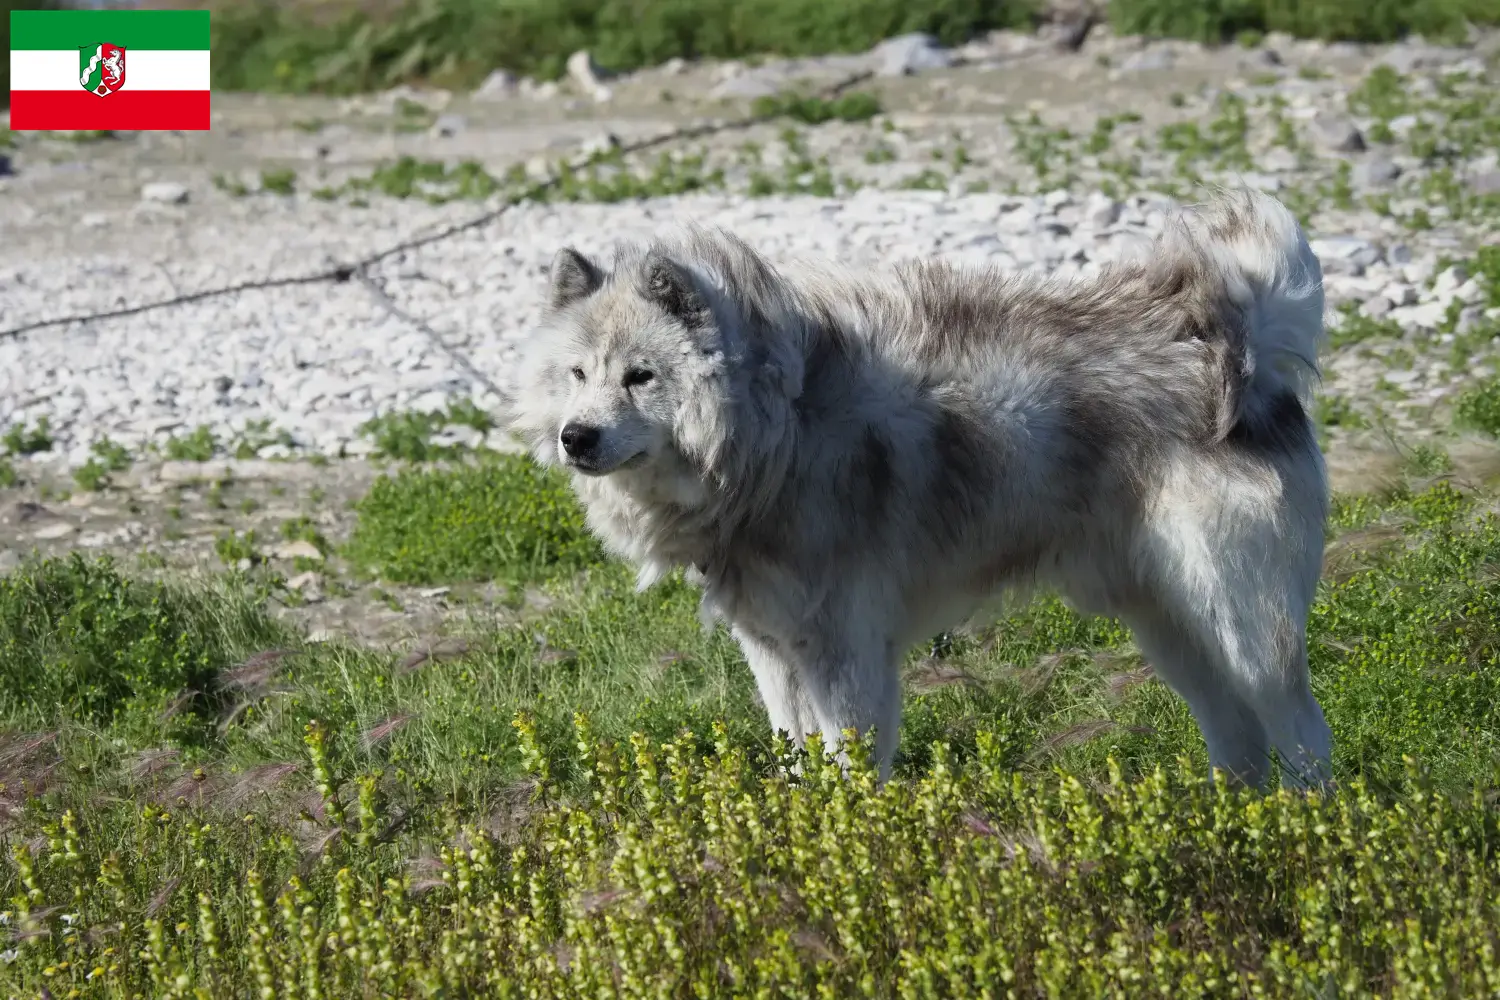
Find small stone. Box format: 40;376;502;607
524;155;552;181
1404;260;1436;286
1352;156;1400;188
1085;192;1121;228
580;132;622;160
80;212;108;229
430;114;466;137
140;181;189;204
1469;170;1500;196
1310;236;1380;276
472;69;518;100
709;73;783;100
1456;278;1486;305
1456;306;1486;335
275;539;324;561
1382;283;1418;306
418;586;451;599
1117;48;1174;73
285;570;321;592
33;522;77;540
566;50;609;94
1434;266;1468;296
306;628;338;644
1385;243;1413;265
213;375;234;395
871;33;954;77
662;57;686;76
1310;114;1365;153
1360;296;1393;319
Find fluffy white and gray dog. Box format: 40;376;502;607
508;188;1334;790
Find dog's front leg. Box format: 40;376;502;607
794;620;903;783
732;626;821;755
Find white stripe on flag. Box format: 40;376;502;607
9;49;210;92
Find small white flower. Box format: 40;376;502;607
0;948;19;965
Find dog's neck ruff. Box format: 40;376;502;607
574;421;798;594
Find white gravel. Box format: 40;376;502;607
0;185;1471;465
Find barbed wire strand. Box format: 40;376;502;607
0;70;874;345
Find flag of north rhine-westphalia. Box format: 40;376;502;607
9;10;210;131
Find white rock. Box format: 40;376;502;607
285;570;322;592
872;33;954;77
473;69;519;100
1456;278;1486;305
1434;266;1468;296
1310;236;1380;275
1309;114;1365;153
1382;283;1418;306
140;182;189;205
275;539;324;561
430;114;466;137
33;522;77;540
566;50;609;94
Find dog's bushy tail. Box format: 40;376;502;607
1163;188;1326;437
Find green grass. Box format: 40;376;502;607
750;90;883;125
203;0;1038;95
343;452;603;585
172;0;1500;102
259;167;297;195
1110;0;1499;44
163;425;220;462
2;416;52;457
4;465;1500;993
72;438;133;492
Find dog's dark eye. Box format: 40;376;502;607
624;368;654;388
570;366;586;382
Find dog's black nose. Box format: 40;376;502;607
559;423;601;457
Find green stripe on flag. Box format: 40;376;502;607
9;10;210;51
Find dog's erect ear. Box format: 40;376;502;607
642;250;711;329
549;247;603;310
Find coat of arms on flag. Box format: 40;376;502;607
79;43;127;97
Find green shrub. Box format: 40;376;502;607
205;0;1038;94
2;415;52;456
2;720;1500;997
164;424;219;462
0;554;283;735
1109;0;1495;44
1454;377;1500;436
343;453;603;584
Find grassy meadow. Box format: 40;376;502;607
3;440;1500;994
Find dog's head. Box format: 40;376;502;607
510;232;806;498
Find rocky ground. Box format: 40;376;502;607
2;24;1499;645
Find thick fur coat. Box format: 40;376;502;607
507;188;1334;789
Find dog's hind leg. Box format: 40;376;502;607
1138;459;1333;791
1121;604;1277;788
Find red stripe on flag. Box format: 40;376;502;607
8;90;211;131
